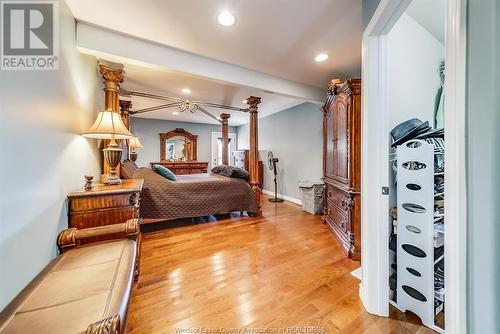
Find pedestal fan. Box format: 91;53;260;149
268;151;284;203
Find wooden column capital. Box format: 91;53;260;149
120;100;132;115
99;64;124;95
220;113;231;123
246;96;261;111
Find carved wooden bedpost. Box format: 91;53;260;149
99;61;124;177
120;100;132;160
120;100;132;128
247;96;262;216
220;113;231;165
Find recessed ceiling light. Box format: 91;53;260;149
181;88;191;94
315;53;329;62
172;111;179;115
217;10;235;26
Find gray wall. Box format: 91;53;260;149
236;102;323;200
130;118;235;167
363;0;381;29
466;1;500;332
0;1;101;310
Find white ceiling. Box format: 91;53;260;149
122;63;312;126
406;0;446;44
66;0;362;88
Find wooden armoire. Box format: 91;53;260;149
322;79;361;260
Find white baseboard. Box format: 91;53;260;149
262;189;302;206
351;267;362;281
359;282;367;311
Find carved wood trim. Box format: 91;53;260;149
159;128;198;161
57;220;141;253
86;314;120;334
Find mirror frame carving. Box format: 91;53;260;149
160;128;198;161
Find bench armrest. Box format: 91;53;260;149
85;314;121;334
57;219;141;253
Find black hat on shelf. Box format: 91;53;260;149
391;118;431;147
414;128;444;139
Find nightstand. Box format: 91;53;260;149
67;179;144;229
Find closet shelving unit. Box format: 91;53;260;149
389;139;445;333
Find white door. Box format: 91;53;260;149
211;132;236;169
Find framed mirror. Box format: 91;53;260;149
160;128;198;161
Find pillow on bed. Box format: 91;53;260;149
153;164;177;181
121;159;139;179
211;165;249;180
211;165;233;177
231;167;249;180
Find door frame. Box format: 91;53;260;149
360;0;468;333
211;131;236;169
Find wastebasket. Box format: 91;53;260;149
298;181;324;214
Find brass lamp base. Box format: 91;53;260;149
103;173;122;185
103;143;123;185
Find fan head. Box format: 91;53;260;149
267;151;274;170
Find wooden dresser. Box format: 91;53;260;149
150;161;209;174
322;79;361;260
67;179;144;229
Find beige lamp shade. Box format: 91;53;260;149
82;109;134;139
128;136;144;148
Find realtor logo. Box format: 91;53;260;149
1;1;58;70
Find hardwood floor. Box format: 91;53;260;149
126;196;435;334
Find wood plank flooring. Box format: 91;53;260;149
126;196;435;334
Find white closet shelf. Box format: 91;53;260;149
434;254;444;264
435;289;445;302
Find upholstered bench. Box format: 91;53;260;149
0;219;141;334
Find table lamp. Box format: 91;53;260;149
128;136;144;162
83;109;134;185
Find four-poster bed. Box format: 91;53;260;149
118;87;263;218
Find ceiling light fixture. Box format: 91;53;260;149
217;10;235;26
172;111;179;115
181;88;191;94
314;53;329;62
242;99;247;104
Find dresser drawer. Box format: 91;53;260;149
69;192;139;212
69;207;139;229
326;185;343;202
326;186;352;215
190;168;206;174
325;201;349;234
174;168;191;174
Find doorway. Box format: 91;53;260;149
360;0;467;333
211;132;236;169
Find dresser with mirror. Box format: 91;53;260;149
151;128;209;174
